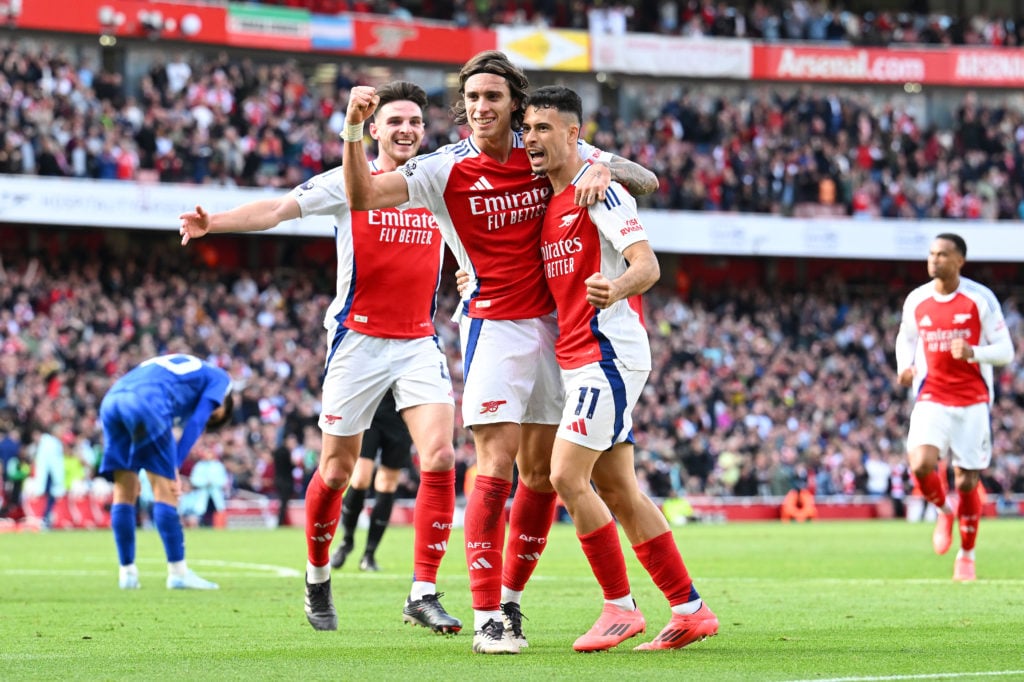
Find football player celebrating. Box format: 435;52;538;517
341;52;658;654
180;81;462;635
522;85;719;652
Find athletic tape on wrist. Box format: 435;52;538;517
340;122;364;142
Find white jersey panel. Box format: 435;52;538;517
587;184;651;371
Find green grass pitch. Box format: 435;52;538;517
2;519;1023;681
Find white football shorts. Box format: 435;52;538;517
557;359;647;452
906;400;992;470
319;330;453;437
458;315;562;428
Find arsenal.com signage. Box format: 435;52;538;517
753;45;1024;88
762;46;926;82
12;0;1024;83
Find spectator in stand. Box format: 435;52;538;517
9;37;1024;221
0;423;22;498
0;231;1022;522
31;422;67;528
188;442;231;527
3;447;31;520
238;0;1024;45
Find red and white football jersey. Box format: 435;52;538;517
541;173;651;371
895;277;1011;406
401;132;607;320
292;162;444;339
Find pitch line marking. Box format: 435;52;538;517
700;577;1024;586
0;559;302;579
5;568;1023;586
785;670;1024;682
191;559;301;578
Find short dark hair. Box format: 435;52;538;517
205;393;234;431
451;50;530;131
374;80;428;116
936;232;967;257
526;85;583;126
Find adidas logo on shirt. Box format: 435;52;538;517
470;176;494;191
919;315;933;327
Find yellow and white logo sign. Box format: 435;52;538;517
497;27;589;72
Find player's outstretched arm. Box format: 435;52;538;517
341;85;411;211
573;156;658;207
179;197;301;245
604;154;659;196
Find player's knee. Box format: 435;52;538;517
516;454;553;490
910;461;936;480
518;468;554;493
419;444;455;471
349;469;373;489
548;469;586;501
374;467;401;490
596;487;631;518
353;454;377;480
319;466;350;490
956;473;980;493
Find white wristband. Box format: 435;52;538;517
340;122;364;142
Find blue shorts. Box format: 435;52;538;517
99;389;178;481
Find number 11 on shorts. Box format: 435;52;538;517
574;386;600;419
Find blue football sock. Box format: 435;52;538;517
153;502;185;563
110;503;137;566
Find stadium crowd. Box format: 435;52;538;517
1;234;1022;523
2;31;1024;523
256;0;1023;48
6;37;1024;223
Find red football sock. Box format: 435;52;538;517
915;470;948;509
412;469;456;585
633;531;696;607
958;485;981;551
305;471;344;568
502;483;558;592
464;474;511;610
579;520;631;601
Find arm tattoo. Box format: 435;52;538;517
604;156;659;196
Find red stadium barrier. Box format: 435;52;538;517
6;493;1017;531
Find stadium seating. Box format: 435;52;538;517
4;36;1024;219
0;232;1020;527
2;10;1023;527
251;0;1023;47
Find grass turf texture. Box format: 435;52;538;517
2;519;1022;681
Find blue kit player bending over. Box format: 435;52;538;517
99;353;234;590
